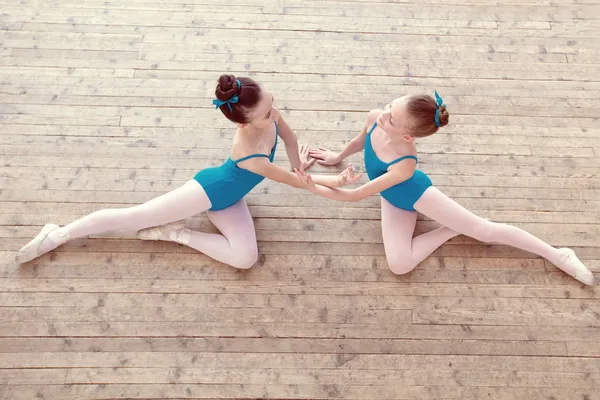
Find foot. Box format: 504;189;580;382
137;221;187;243
556;248;594;286
15;224;67;264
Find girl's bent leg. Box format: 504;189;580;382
381;198;459;275
138;199;259;270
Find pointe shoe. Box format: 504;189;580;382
556;248;594;286
137;221;186;242
15;224;65;264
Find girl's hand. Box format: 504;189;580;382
294;168;317;193
337;164;363;187
299;144;316;170
309;147;341;166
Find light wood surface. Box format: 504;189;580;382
1;0;599;398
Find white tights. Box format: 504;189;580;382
35;183;569;273
40;180;259;269
382;186;567;275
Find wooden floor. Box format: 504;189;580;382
1;0;600;399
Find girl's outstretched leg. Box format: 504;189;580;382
414;187;594;285
16;179;212;264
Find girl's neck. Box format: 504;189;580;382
380;127;411;149
239;124;266;138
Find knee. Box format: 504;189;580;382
231;245;259;270
470;221;498;243
386;254;418;276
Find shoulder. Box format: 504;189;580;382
387;156;417;176
367;109;383;123
230;130;253;160
364;109;383;129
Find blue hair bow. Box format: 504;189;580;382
434;90;445;127
212;79;241;112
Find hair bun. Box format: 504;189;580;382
437;105;449;127
215;74;239;101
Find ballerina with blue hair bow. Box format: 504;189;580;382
300;90;594;286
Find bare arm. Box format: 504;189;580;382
295;159;416;202
275;113;316;171
238;158;361;189
310;109;382;165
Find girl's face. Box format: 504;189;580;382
245;87;279;129
377;95;414;140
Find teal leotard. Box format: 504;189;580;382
194;122;278;211
364;123;432;211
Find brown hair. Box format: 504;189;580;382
406;94;449;137
214;74;262;124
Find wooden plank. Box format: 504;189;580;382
1;31;143;51
0;7;510;27
0;319;593;341
1;340;598;372
0;0;572;6
0;277;598;299
9;48;139;60
0;305;412;324
568;54;600;63
134;30;597;49
0;66;135;77
567;341;600;357
2;290;598;311
0;2;576;22
531;146;596;157
14;23;582;47
0;340;595;372
0;252;548;274
1;1;577;21
4;350;599;370
17;21;576;39
3;367;599;387
412;297;600;327
2;298;593;329
0;384;594;400
0;252;591;286
0;115;122;125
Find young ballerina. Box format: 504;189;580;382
297;92;594;285
15;74;359;269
